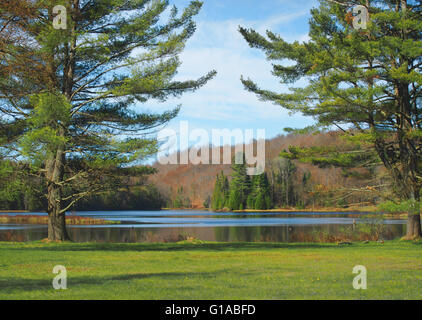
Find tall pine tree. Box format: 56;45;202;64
228;153;251;210
240;0;422;239
212;171;229;210
0;0;215;240
248;172;272;210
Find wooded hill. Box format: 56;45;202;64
149;131;385;209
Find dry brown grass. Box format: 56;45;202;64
0;215;119;225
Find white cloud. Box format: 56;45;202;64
170;13;310;121
139;6;314;139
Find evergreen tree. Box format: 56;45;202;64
228;153;251;210
212;171;229;210
0;0;215;240
222;173;230;207
254;192;266;210
246;176;256;209
240;0;422;239
174;186;190;208
251;172;272;210
0;160;47;211
212;173;223;210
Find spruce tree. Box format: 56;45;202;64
212;171;229;210
246;175;257;209
212;173;224;210
228;153;251;210
252;172;272;210
240;0;422;238
0;0;215;240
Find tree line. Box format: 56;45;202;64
209;154;372;211
0;160;164;212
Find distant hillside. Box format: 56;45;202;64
149;132;381;209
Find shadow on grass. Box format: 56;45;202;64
2;242;342;252
0;270;225;293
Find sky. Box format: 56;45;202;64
141;0;319;152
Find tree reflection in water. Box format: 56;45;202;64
0;224;406;243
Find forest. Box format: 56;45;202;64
0;130;383;212
151;131;383;210
0;160;164;211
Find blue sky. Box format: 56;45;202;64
144;0;319;147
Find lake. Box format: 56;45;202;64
0;210;407;243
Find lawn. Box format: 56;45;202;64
0;240;421;300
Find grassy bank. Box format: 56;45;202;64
0;215;120;225
0;240;421;299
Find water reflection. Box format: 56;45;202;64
0;210;407;243
0;223;407;243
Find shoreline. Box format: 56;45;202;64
0;214;120;225
164;206;380;213
232;207;379;213
164;206;416;219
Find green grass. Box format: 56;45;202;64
0;240;421;300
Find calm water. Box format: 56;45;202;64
0;210;407;242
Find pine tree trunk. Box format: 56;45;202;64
46;145;70;241
47;202;69;241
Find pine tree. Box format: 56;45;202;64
251;172;272;210
0;0;215;240
212;173;224;210
254;192;266;210
228;153;251;210
246;176;256;209
240;0;422;239
173;186;191;208
212;171;229;210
